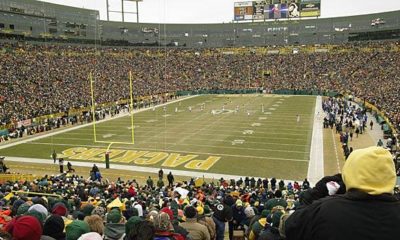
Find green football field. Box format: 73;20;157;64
0;95;316;180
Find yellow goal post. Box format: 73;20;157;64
89;71;135;149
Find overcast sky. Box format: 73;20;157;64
40;0;400;23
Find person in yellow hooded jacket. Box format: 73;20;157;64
249;209;269;240
285;146;400;240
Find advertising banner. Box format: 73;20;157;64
233;0;317;21
299;2;321;17
266;3;288;19
253;1;266;20
234;1;254;20
17;119;32;128
288;2;300;18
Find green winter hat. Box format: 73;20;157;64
261;209;270;218
17;203;31;216
66;220;90;240
82;204;95;217
125;216;142;235
25;210;45;223
107;209;122;223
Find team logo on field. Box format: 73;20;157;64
213;109;235;115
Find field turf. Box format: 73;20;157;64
0;95;316;180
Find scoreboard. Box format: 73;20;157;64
234;0;320;21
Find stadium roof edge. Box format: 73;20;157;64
100;10;400;26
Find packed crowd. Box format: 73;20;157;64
322;96;400;167
0;144;399;240
0;41;399;132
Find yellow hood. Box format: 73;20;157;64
342;146;396;195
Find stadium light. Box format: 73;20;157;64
106;0;143;23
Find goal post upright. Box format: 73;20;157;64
89;72;97;142
90;71;135;145
129;70;135;144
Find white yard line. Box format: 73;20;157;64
38;136;309;147
5;156;304;183
331;129;342;173
56;131;310;143
73;127;312;135
81;123;312;132
0;95;199;150
307;96;325;185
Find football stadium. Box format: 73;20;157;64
0;0;399;239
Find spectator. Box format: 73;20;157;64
285;146;400;240
42;215;66;240
248;209;269;240
180;206;210;240
265;190;287;211
84;215;104;236
5;215;42;240
66;220;90;240
104;209;126;240
229;199;245;239
167;172;175;187
212;195;234;240
196;205;216;240
125;220;154;240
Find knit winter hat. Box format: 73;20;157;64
184;206;197;219
123;207;137;220
160;207;174;220
12;199;25;216
72;211;85;220
261;209;269;218
91;206;106;218
28;204;49;219
125;216;142;235
224;195;235;205
5;215;42;240
16;203;31;216
66;220;90;240
26;210;46;223
196;206;204;215
78;232;103;240
82;204;95;217
52;203;68;217
153;212;174;232
77;232;103;240
342;146;396;195
107;209;122;223
244;206;255;218
43;215;66;240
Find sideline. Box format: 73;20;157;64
0;95;199;150
331;129;342;173
5;156;303;183
307;96;324;184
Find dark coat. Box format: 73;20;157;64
259;225;282;240
232;206;246;225
285;190;400;240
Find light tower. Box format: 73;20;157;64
106;0;142;23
